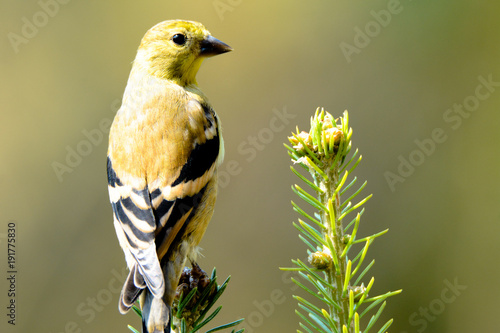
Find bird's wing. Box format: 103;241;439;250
108;156;164;312
148;99;221;266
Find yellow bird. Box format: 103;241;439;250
107;20;231;333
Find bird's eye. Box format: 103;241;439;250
172;33;186;45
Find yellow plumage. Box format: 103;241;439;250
107;20;231;333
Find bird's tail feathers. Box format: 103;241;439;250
141;290;171;333
119;264;146;314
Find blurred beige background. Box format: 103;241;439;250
1;0;500;332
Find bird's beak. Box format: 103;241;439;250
200;35;232;57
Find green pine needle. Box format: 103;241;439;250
131;304;142;317
127;325;140;333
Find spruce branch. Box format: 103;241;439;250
128;263;244;333
281;108;401;333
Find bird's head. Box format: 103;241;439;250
134;20;232;86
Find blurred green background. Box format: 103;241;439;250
1;0;499;332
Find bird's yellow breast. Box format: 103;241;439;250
108;74;213;189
